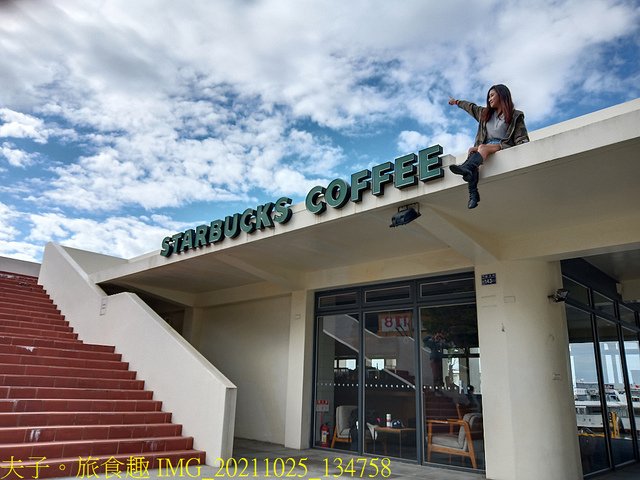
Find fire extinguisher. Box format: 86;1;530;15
320;423;330;447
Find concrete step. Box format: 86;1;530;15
0;398;162;413
0;386;152;400
0;374;144;390
0;312;69;327
0;299;61;315
0;319;73;335
0;325;77;341
0;352;128;371
0;289;52;304
0;422;181;443
0;343;121;362
0;289;56;307
0;410;172;427
0;273;39;285
0;334;115;353
0;306;65;321
0;364;136;380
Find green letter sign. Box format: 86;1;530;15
160;145;444;257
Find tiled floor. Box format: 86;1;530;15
52;437;640;479
598;462;640;479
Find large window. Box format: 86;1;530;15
313;273;483;471
314;313;360;451
596;317;635;466
564;274;640;475
622;327;640;459
363;309;417;460
568;306;609;474
421;304;483;469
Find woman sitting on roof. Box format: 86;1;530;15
448;84;529;209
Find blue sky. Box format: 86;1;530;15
1;0;639;262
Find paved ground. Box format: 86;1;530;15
54;437;640;480
228;439;483;479
598;461;640;480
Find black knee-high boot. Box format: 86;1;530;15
468;168;480;209
449;151;483;182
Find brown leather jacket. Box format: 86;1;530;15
457;100;529;149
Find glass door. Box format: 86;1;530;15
314;313;360;451
363;309;418;461
420;303;484;470
596;317;635;466
313;273;480;466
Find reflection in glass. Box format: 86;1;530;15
365;286;411;303
622;328;640;457
363;310;417;460
421;304;484;470
593;292;615;318
563;277;590;305
420;277;474;298
620;305;637;327
314;314;360;451
596;317;634;466
567;306;609;474
318;292;357;309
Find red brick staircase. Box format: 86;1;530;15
0;272;205;478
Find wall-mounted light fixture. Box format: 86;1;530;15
548;288;569;303
390;203;421;228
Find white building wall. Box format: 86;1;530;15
475;260;582;480
0;256;40;276
284;290;314;449
38;243;237;466
199;295;292;444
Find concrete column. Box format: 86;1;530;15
475;260;582;480
284;290;315;448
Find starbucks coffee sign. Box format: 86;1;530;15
160;144;444;257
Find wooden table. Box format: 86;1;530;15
373;426;416;457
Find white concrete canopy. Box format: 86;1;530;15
90;99;640;306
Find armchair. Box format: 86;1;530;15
331;405;357;448
426;412;482;469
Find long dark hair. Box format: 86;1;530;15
481;84;514;124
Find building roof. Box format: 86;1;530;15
87;99;640;307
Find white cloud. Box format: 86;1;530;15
398;130;474;157
0;142;38;167
477;1;640;121
0;202;20;241
0;241;42;263
2;1;637;130
0;0;638;261
28;212;190;259
0;200;199;262
0;108;49;143
36;105;344;211
430;132;476;157
0;202;41;262
397;131;431;155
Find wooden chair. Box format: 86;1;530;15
426;412;481;469
331;405;356;448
